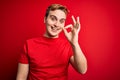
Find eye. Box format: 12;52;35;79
50;15;57;21
60;19;65;24
51;17;56;21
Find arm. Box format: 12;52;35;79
16;63;29;80
62;16;87;74
70;43;87;74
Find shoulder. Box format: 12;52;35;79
22;36;45;48
58;37;68;42
26;36;44;43
58;37;71;47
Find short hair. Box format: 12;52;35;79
45;4;69;18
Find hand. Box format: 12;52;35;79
62;15;81;45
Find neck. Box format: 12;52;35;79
43;32;59;38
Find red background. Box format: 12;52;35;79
0;0;120;80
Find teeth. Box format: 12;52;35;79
53;27;56;30
52;26;57;30
51;26;61;32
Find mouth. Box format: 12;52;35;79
51;26;61;32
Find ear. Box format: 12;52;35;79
44;17;46;23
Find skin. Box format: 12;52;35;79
63;16;87;74
16;9;87;80
44;10;66;38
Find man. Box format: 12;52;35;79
16;4;87;80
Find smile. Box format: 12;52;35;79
51;26;61;32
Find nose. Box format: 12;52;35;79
54;21;60;28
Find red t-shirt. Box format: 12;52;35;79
19;36;73;80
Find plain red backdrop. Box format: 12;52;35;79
0;0;120;80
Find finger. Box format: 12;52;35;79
76;17;81;32
76;16;81;28
65;24;73;31
64;24;73;29
72;15;76;24
77;16;80;23
62;26;68;36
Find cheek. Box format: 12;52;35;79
46;19;55;25
60;23;65;28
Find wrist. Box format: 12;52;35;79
71;42;79;47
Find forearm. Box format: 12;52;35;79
16;63;29;80
71;42;87;74
16;78;26;80
16;76;27;80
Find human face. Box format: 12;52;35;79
44;10;66;38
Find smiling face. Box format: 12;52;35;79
44;10;66;38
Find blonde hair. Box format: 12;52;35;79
45;4;69;18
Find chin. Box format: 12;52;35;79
47;29;62;38
46;32;58;38
50;34;59;38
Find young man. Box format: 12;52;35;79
16;4;87;80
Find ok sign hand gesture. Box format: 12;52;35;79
62;15;81;45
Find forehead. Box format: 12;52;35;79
48;10;66;19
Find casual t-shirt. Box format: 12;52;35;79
19;36;73;80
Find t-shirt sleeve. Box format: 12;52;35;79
18;42;29;64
